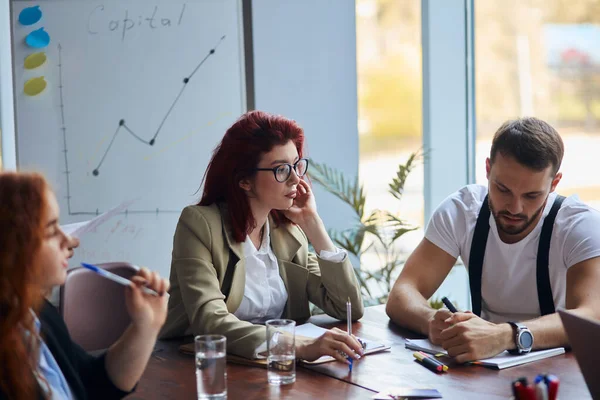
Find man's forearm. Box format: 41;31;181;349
386;283;435;335
523;306;599;350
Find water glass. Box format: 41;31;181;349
195;334;227;399
266;319;296;385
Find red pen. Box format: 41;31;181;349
523;384;537;400
512;381;523;399
545;374;560;400
514;383;536;400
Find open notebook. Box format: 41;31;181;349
294;323;390;365
405;338;565;370
180;323;390;367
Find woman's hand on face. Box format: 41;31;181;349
295;327;364;363
125;267;170;333
282;179;319;227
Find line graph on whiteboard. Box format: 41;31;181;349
57;36;230;216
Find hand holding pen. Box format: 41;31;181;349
81;262;170;332
428;297;462;346
295;297;364;365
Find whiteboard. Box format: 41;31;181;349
10;0;247;284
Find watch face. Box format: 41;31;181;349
520;331;533;349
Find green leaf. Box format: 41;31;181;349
309;160;366;219
388;150;422;201
309;152;421;306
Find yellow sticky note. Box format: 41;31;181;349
24;52;47;69
24;76;47;96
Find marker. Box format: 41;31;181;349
417;351;449;372
80;262;159;296
413;352;444;373
544;375;560;400
442;296;458;313
535;380;548;400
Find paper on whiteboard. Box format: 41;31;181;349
61;199;137;238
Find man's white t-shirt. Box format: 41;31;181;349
426;184;600;323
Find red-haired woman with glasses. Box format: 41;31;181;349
161;111;365;364
0;172;169;400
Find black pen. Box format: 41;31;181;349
441;297;458;313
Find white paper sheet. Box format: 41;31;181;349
61;198;137;238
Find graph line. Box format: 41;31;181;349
91;35;226;176
57;38;228;215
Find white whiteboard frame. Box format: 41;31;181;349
0;0;17;169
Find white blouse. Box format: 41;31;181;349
233;220;346;324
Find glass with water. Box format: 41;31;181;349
266;319;296;385
195;334;227;399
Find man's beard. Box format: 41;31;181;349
488;196;547;236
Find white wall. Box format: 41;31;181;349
252;0;359;232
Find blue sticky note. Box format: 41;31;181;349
19;6;42;26
25;27;50;48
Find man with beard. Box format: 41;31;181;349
386;117;600;363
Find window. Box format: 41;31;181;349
356;0;423;301
476;0;600;209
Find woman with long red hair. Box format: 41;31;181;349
161;110;365;363
0;171;169;400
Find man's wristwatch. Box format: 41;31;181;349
507;322;534;355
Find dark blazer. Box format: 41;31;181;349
0;301;131;400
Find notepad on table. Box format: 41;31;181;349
372;387;443;399
405;338;565;369
295;323;390;365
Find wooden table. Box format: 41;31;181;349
128;305;591;399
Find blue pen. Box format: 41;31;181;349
81;262;159;296
534;374;545;384
347;356;353;372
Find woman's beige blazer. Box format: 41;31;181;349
159;203;364;359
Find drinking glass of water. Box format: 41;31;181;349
195;334;227;399
266;319;296;385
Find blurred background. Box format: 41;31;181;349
356;0;600;260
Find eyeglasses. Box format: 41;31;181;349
253;158;309;183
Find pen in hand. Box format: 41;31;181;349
442;296;458;313
346;297;353;372
81;262;159;296
347;297;352;336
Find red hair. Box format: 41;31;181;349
199;110;305;242
0;172;48;400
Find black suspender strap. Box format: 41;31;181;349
468;195;491;317
536;195;566;316
468;194;565;317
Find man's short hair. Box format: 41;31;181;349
490;117;564;175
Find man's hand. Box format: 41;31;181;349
428;309;453;345
439;312;513;363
